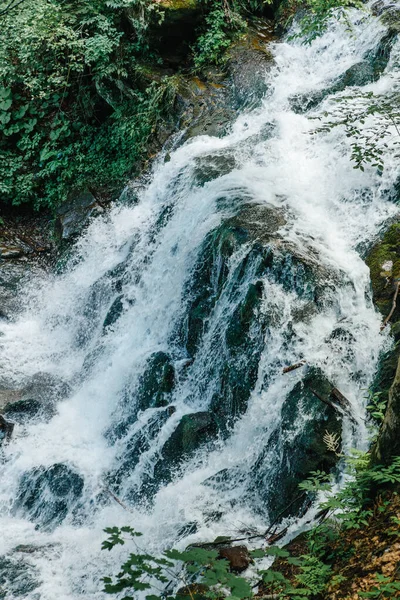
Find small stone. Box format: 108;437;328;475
218;546;251;572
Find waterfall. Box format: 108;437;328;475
1;5;400;598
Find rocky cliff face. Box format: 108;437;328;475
366;222;400;465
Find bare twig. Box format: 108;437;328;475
103;487;134;513
282;360;306;374
381;281;400;331
0;0;27;17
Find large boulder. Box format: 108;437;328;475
372;358;400;465
250;367;343;521
13;463;84;530
55;190;103;241
0;372;71;425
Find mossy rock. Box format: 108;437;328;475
366;222;400;318
250;367;342;522
162;412;219;458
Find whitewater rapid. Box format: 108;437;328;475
0;5;400;598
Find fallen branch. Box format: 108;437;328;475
103;486;134;513
381;280;400;331
310;386;357;425
282;361;306;374
309;387;336;410
264;492;307;537
265;527;288;544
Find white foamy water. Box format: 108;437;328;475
0;6;400;598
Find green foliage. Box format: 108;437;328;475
311;91;400;174
0;0;172;209
298;452;400;530
101;455;400;600
102;527;253;600
366;391;387;424
285;0;364;44
193;4;245;69
359;573;400;598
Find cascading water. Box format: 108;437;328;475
1;5;400;598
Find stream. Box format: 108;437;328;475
1;5;400;598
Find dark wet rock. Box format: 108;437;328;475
209;281;265;425
162;412;219;459
116;411;218;501
13;463;84;530
179;202;333;433
372;354;400;465
3;398;42;423
108;407;175;490
55;190;103;240
103;295;125;330
218;545;252;572
225;21;275;110
0;415;14;445
366;221;400;464
0;556;40;599
137;352;175;412
191;153;237;187
182;203;286;358
250;367;342;522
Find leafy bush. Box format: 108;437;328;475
280;0;364;42
0;0;172;209
102;526;253;599
193;3;246;69
101;453;400;600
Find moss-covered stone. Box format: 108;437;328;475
372;357;400;465
366;222;400;319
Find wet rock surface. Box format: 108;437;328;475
55;190;104;241
0;414;14;445
250;367;343;521
366;221;400;465
0;373;71;425
290;28;396;113
13;463;84;530
0;555;40;599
